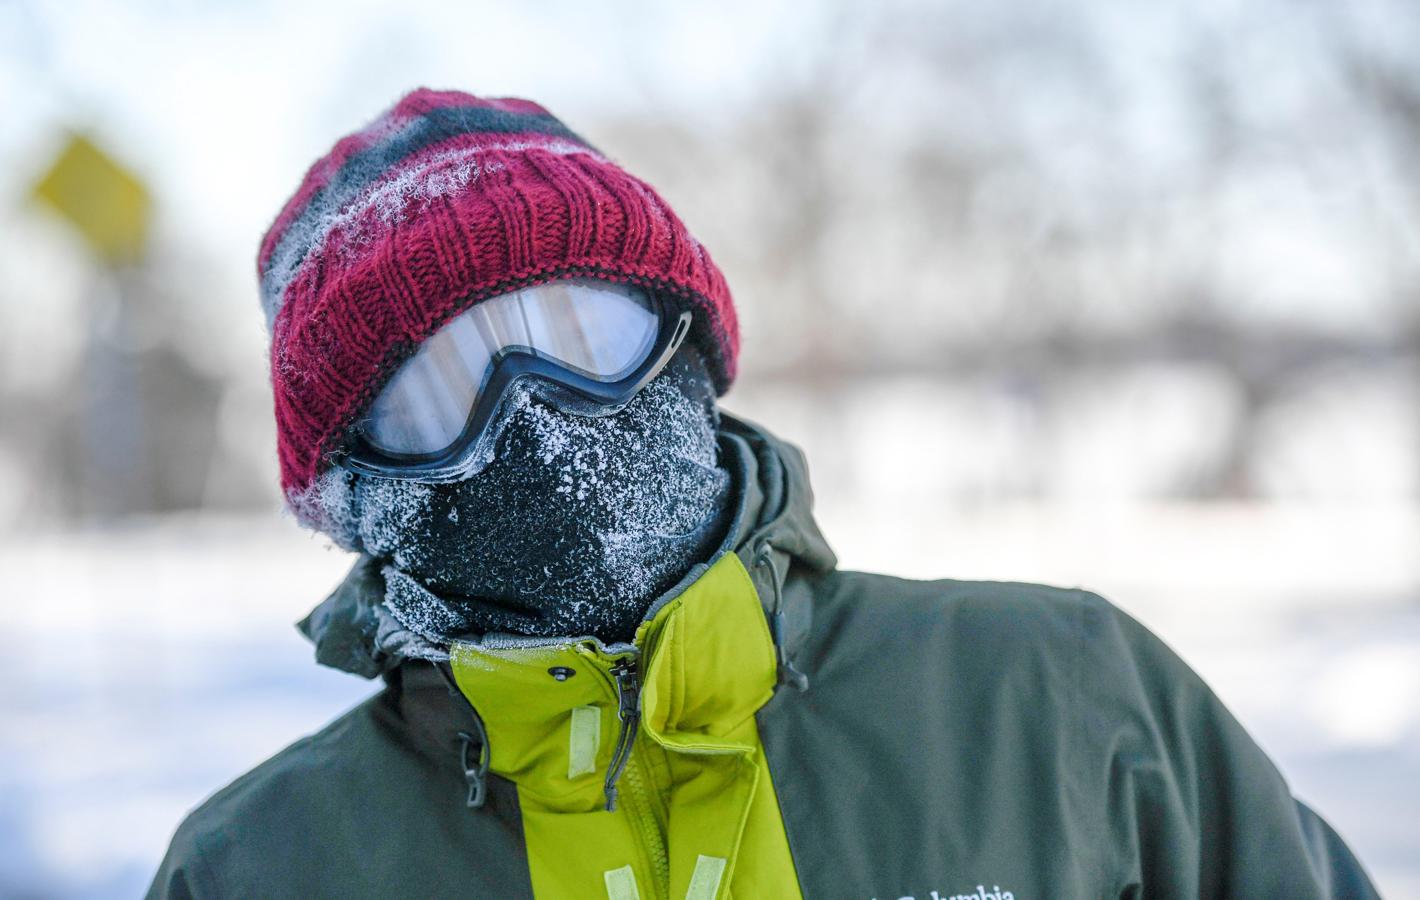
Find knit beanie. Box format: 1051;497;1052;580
257;88;738;500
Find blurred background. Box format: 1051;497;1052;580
2;0;1418;896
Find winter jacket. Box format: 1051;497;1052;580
148;415;1381;899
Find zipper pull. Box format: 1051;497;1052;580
773;607;810;692
458;728;490;808
603;657;641;812
755;543;810;692
434;660;492;811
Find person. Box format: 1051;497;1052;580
148;88;1380;900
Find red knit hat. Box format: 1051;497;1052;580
258;88;738;497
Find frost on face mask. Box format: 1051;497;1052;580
290;349;733;645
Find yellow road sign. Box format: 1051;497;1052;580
30;131;152;264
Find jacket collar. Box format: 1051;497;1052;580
446;549;778;812
297;413;838;681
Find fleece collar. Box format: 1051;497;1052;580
297;413;837;681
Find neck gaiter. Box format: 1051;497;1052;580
334;348;733;644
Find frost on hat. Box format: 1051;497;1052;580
257;87;738;501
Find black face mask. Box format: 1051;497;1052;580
342;347;733;644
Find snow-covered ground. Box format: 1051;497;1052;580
2;503;1417;898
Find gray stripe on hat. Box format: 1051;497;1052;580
260;105;599;325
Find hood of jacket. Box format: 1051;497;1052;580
297;412;838;680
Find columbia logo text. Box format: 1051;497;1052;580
871;886;1015;900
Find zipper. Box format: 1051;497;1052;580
444;652;673;891
603;656;669;895
620;741;670;892
603;657;641;811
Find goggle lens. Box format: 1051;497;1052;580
359;279;660;459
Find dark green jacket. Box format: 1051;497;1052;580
149;416;1380;899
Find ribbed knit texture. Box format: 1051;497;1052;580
257;88;738;497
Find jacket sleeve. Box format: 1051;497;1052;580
1083;593;1382;899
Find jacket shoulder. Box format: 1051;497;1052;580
146;691;394;898
817;567;1105;609
792;568;1380;897
799;568;1191;726
810;567;1125;654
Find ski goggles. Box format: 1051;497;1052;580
336;278;691;482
